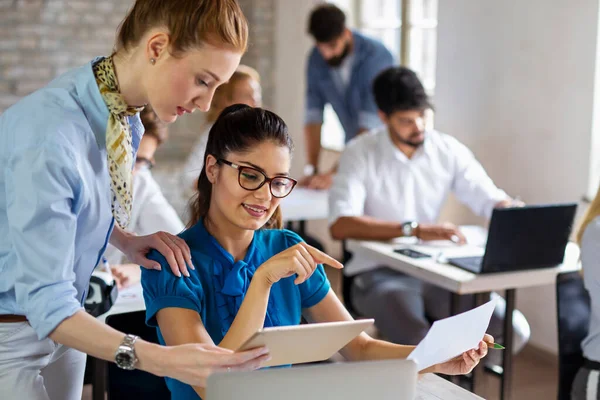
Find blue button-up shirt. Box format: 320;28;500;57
0;59;143;339
305;31;395;143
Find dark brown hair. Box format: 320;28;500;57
115;0;248;55
188;104;294;230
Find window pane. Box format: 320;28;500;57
410;0;438;23
361;28;401;61
409;27;437;92
360;0;401;26
321;104;346;151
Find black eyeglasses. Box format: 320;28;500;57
217;159;297;198
135;157;155;170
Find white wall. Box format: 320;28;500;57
435;0;600;353
273;0;321;178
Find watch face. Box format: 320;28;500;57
116;350;134;369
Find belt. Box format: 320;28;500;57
584;357;600;370
0;314;27;323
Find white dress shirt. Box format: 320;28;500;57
103;167;185;266
329;126;508;275
180;123;212;192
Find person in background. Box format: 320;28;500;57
0;2;268;398
328;66;530;366
105;106;185;289
301;3;394;190
142;104;492;400
571;186;600;400
181;65;262;192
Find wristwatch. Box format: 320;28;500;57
401;221;419;237
115;334;139;370
303;164;317;176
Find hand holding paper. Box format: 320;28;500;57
408;297;500;373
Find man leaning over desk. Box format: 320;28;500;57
328;66;530;366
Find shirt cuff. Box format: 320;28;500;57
30;299;83;340
483;190;510;218
305;109;324;125
358;112;381;131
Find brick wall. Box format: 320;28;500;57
0;0;278;156
0;0;135;112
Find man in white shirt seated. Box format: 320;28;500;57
102;107;185;288
329;66;530;364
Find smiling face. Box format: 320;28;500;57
205;140;292;232
143;36;242;123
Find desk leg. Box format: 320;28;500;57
501;289;516;400
92;357;107;400
470;292;491;394
449;293;462;385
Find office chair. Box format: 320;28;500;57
105;311;171;400
340;240;361;316
556;270;590;400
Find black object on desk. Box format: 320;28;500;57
448;203;577;274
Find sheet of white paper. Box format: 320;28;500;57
407;296;499;371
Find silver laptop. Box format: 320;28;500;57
206;359;418;400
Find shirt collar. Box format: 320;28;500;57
74;57;110;150
184;220;258;265
379;127;433;162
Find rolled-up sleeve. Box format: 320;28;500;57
328;142;368;224
450;140;508;218
305;52;326;125
6;143;83;339
359;50;394;130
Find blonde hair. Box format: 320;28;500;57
115;0;248;55
577;185;600;244
206;64;261;123
140;105;168;145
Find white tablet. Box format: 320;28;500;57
237;319;375;367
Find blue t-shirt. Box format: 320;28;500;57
141;222;331;399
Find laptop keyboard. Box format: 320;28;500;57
448;256;483;273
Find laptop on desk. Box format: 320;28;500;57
447;203;577;274
206;359;418;400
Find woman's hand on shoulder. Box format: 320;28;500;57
121;231;194;278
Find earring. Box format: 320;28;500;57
150;58;156;65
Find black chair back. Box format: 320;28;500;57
556;270;590;400
341;240;360;316
106;311;171;400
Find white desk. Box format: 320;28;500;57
346;237;580;400
417;374;483;400
280;188;328;222
97;282;145;323
346;240;581;295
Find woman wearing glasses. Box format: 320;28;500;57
141;104;492;400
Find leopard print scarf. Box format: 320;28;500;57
92;56;144;229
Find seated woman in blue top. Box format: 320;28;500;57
142;104;492;399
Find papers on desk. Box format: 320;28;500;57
407;296;499;371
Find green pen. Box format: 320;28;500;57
490;343;505;349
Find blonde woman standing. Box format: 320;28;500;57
0;1;268;399
572;186;600;399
